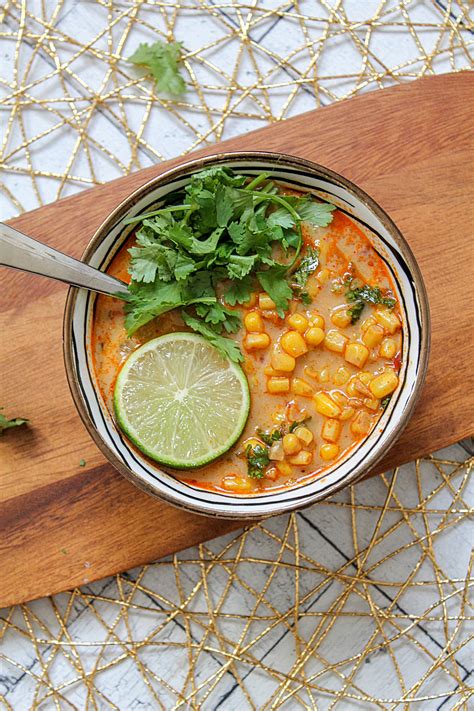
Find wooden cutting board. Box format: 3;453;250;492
1;72;473;607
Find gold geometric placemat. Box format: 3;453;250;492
0;448;472;708
1;1;473;708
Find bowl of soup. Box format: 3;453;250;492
64;152;430;518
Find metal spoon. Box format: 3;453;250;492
0;222;128;297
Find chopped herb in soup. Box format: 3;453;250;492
92;167;402;495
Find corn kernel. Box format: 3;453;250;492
334;366;351;386
331;390;348;406
317;268;331;284
358;371;373;385
264;467;279;481
291;378;314;398
375;307;401;334
294;426;313;446
364;397;380;411
320;443;339;461
258;293;276;310
369;370;399;398
267;376;290;394
314;392;342;418
264;365;281;377
331;309;352;329
244;333;270;351
309;313;325;329
318;367;331;383
281;330;308;358
289;450;313;466
353;377;372;397
243;292;257;308
321;418;341;443
324;329;348;353
283;433;302;455
304;365;319;380
271;351;296;372
346;378;359;397
243;437;264;451
380;337;397;359
362;323;384;348
345;342;369;368
276;460;293;476
351;411;373;437
287;312;309;334
221;476;254;494
244;311;264;333
361;316;376;332
305;327;325;347
339;406;355;421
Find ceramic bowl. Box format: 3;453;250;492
64;152;430;518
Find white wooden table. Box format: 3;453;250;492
1;2;472;708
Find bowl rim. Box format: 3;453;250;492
63;150;431;519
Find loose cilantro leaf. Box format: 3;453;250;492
246;444;270;479
0;408;28;434
181;311;243;363
256;428;283;446
128;40;186;95
346;283;396;323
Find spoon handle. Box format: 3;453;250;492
0;223;128;297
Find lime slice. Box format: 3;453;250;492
114;333;250;468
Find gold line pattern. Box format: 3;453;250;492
0;1;473;708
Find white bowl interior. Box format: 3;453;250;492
69;157;424;517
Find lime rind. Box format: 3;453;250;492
114;333;250;468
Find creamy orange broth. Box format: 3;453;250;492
92;204;402;494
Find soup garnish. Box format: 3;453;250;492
93;167;402;493
114;333;250;468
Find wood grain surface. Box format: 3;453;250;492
1;72;473;607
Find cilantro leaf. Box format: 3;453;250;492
181;312;243;363
295;199;336;226
224;276;253;306
128;40;186;95
246;444;270;479
227;254;256;280
289;416;312;433
123;279;215;334
346;283;396;323
0;408;28;434
128;243;177;283
256;428;283;446
268;208;295;229
292;246;319;289
257;266;293;317
195;303;241;333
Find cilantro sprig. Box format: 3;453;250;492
120;166;335;362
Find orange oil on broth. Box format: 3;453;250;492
91;207;402;495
